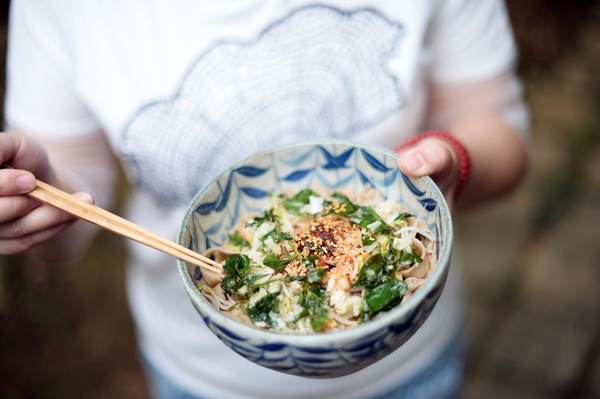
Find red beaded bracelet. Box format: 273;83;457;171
394;130;471;199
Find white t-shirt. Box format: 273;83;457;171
5;1;517;398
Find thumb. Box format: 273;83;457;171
72;192;95;205
398;140;452;177
397;139;460;201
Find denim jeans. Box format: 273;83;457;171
141;334;464;399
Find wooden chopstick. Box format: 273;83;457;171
28;179;223;275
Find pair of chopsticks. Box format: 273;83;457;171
18;173;223;275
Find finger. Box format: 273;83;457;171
0;132;22;165
0;191;94;255
398;141;453;177
0;169;37;195
0;219;77;255
72;191;95;205
398;140;460;202
0;192;93;240
0;195;42;224
0;203;74;240
0;132;49;173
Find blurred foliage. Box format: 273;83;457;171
531;115;600;233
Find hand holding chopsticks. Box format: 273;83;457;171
27;178;223;275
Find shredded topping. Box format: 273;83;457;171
197;187;436;334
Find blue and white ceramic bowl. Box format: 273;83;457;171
177;140;453;378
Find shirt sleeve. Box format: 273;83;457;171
427;0;518;85
4;0;101;138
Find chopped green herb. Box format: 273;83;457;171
223;253;250;277
399;251;423;266
332;193;390;232
299;284;329;332
302;254;320;269
348;205;390;234
246;291;280;326
283;188;317;215
263;230;293;243
246;208;279;228
221;254;251;295
354;254;385;287
228;231;249;248
305;267;326;283
394;212;413;221
361;279;407;322
361;233;376;246
263;254;293;272
331;193;357;216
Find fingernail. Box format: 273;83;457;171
16;175;36;192
400;150;425;172
74;192;94;204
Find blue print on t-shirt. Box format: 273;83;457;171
123;5;405;206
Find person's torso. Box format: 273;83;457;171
60;3;466;397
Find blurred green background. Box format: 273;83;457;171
1;1;599;398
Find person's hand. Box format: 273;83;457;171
0;132;93;255
397;138;462;209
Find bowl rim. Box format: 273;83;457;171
177;139;453;344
